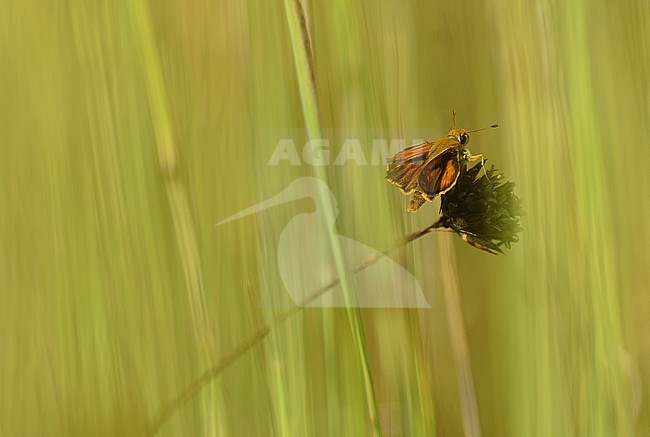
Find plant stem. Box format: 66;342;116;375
438;236;482;437
143;220;446;436
282;0;381;434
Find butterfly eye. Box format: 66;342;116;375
459;133;468;145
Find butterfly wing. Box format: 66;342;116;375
385;142;433;194
418;148;462;201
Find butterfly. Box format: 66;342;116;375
386;111;497;212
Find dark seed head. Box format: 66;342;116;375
438;161;524;255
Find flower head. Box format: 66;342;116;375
438;161;524;255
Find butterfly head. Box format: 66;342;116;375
448;128;470;146
450;110;498;145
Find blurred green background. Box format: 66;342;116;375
1;0;649;436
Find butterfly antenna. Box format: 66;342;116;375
452;110;457;128
468;124;499;134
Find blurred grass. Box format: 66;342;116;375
1;0;649;436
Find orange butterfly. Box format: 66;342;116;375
386;111;497;212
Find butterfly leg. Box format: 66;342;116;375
468;153;490;181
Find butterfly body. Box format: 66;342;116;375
386;124;476;212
